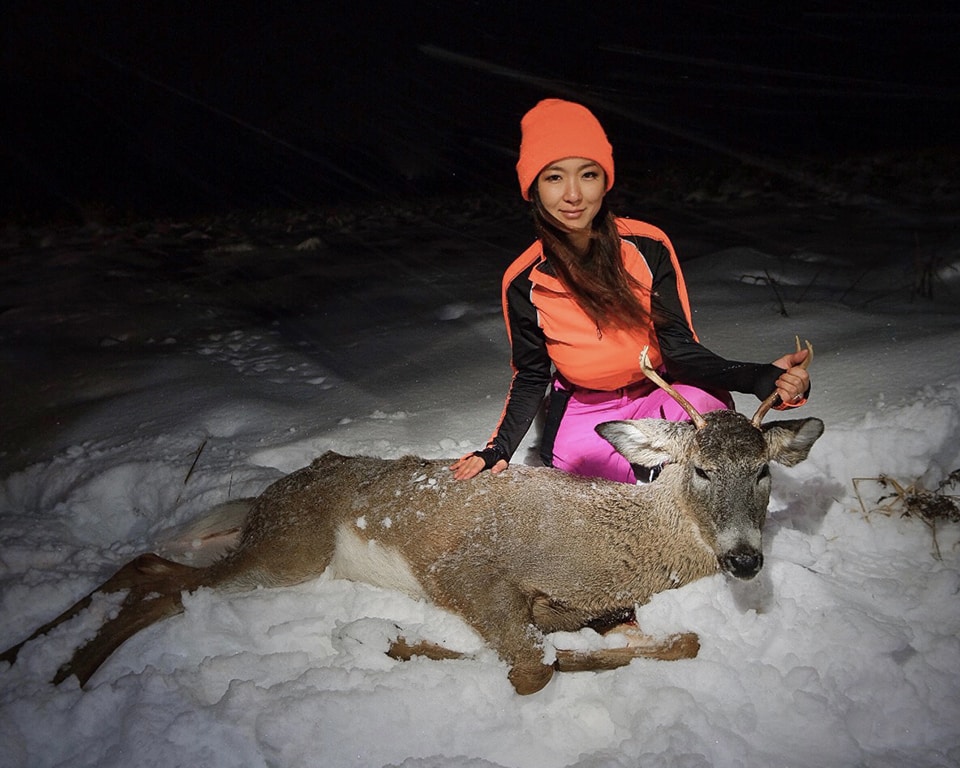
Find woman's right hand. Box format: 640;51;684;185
449;453;508;480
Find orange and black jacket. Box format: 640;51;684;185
477;217;785;467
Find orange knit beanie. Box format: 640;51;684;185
515;99;615;200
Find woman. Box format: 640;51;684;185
451;98;810;484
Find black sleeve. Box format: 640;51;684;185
482;266;553;464
636;236;784;401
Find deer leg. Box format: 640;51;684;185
54;589;186;686
386;623;699;685
1;553;195;670
472;584;558;695
1;594;99;670
554;624;700;673
60;554;211;687
1;553;206;687
386;636;466;663
529;596;700;673
423;570;557;695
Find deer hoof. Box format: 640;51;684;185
663;631;701;659
508;661;555;695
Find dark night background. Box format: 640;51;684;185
2;1;959;223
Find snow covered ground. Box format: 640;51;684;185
1;156;959;767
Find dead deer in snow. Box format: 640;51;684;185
1;344;822;695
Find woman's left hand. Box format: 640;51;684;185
449;453;508;480
771;347;811;405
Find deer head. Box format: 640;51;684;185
596;341;822;580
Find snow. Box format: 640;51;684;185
2;162;960;767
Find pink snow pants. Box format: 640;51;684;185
551;379;733;484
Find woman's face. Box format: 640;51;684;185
535;157;606;238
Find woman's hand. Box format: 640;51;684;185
449;453;508;480
771;347;811;405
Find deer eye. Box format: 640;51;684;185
694;466;710;481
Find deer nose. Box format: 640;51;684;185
721;551;763;580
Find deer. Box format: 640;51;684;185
0;343;823;695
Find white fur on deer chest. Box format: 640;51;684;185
327;523;427;598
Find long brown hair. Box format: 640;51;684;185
530;187;652;331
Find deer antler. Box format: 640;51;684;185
639;346;707;429
751;337;814;427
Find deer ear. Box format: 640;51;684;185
761;418;824;466
596;419;695;466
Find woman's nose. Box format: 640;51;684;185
563;179;582;202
